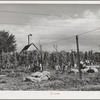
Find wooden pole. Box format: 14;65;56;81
28;34;32;45
28;35;30;45
53;45;59;65
53;45;58;52
76;35;82;79
40;44;43;71
39;41;43;72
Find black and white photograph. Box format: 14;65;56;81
1;3;100;98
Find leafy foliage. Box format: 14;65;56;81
0;30;16;53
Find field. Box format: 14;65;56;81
0;67;100;91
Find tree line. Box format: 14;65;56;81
0;30;100;71
0;49;100;70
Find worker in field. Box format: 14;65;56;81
55;62;60;76
80;61;83;70
61;63;66;74
80;61;87;69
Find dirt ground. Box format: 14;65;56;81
0;68;100;91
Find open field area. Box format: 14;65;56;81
0;48;100;91
0;67;100;91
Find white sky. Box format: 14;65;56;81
0;4;100;52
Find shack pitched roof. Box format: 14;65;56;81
20;43;39;53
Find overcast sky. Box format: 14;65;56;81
0;4;100;52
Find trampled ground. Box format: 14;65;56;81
0;68;100;91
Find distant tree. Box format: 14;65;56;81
0;30;17;53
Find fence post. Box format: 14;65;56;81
76;35;82;80
40;44;43;72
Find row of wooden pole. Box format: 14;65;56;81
28;34;82;79
40;35;82;79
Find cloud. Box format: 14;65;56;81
83;10;96;18
0;9;100;52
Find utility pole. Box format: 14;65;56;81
28;35;29;45
28;34;32;45
39;41;43;72
70;50;74;67
53;44;59;65
76;35;82;80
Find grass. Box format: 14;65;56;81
0;68;100;91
